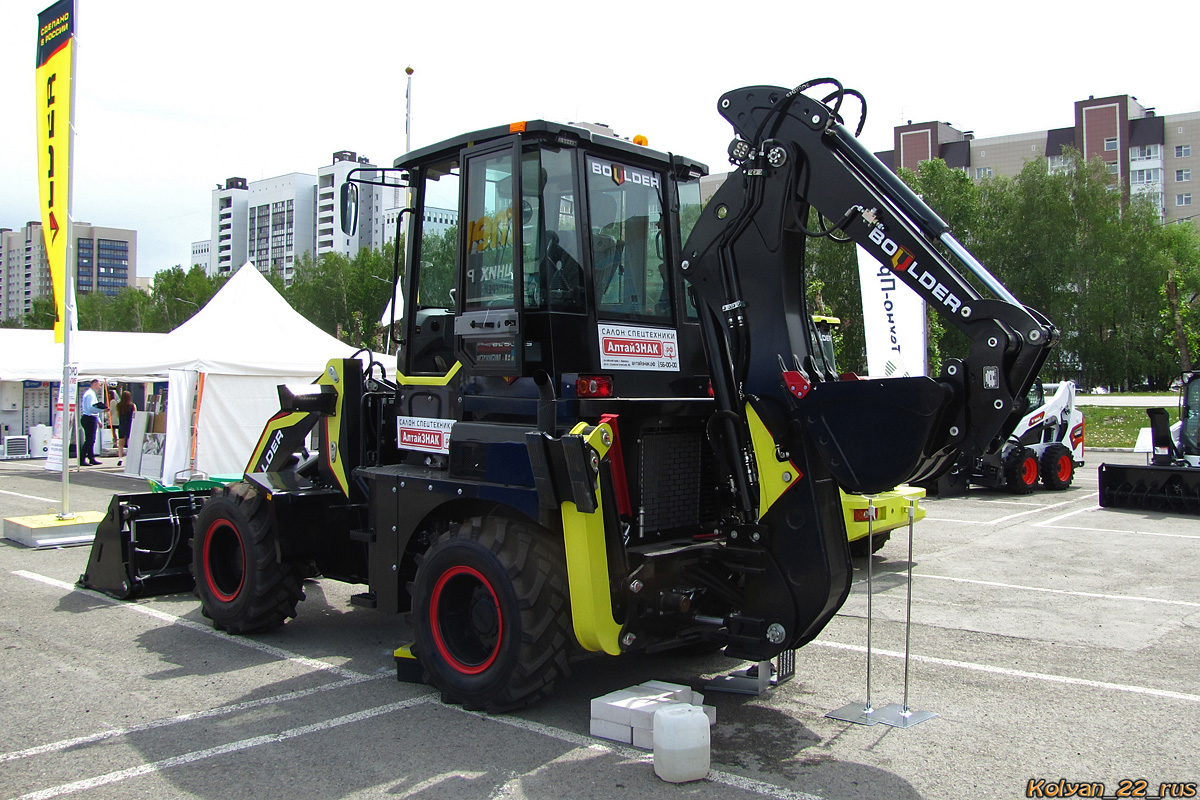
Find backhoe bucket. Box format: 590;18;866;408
78;491;204;599
1098;463;1200;516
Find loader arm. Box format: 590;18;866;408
682;81;1058;509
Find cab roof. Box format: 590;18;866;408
394;119;708;179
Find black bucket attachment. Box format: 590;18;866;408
78;491;207;599
1098;463;1200;516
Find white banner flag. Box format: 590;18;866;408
856;245;928;378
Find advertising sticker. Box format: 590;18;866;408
597;324;680;372
396;416;454;455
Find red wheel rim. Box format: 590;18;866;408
429;565;502;675
1022;457;1038;486
1057;455;1072;483
203;520;245;603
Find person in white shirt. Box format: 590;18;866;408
79;379;107;466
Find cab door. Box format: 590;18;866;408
455;138;524;376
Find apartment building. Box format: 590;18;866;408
0;221;136;322
190;239;210;271
203;151;413;285
876;94;1200;225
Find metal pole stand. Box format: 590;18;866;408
874;499;937;728
827;497;879;725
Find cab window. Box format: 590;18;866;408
586;156;670;322
464;151;516;310
522;147;583;311
413;158;459;310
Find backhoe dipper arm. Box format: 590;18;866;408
682;83;1058;506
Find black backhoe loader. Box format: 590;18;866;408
82;78;1056;711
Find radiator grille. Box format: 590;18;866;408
639;428;702;533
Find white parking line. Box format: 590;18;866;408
0;673;389;764
812;640;1200;704
13;570;369;680
923;499;1073;525
453;704;826;800
0;488;58;503
905;573;1200;608
12;695;436;800
1033;505;1200;539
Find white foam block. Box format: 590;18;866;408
632;725;655;749
590;689;642;725
637;680;695;703
590;716;632;744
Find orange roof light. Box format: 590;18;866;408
509;121;528;133
633;134;648;146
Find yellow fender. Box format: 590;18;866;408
559;421;623;655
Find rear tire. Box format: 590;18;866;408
409;516;574;713
192;483;304;633
848;530;891;557
1003;447;1039;495
1040;443;1075;490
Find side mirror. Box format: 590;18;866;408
340;182;359;236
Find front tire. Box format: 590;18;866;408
409;516;574;713
192;483;304;633
1040;443;1075;490
1003;447;1039;495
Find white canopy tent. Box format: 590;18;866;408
137;263;392;481
0;329;167;382
85;262;393;482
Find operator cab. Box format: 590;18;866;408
344;120;709;416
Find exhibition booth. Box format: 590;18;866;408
0;263;390;483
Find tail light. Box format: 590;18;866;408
576;376;614;398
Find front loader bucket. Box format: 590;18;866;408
78;491;205;599
1098;463;1200;516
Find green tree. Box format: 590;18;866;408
148;264;222;331
897;159;984;373
803;218;865;373
0;296;58;329
286;242;402;351
1160;221;1200;373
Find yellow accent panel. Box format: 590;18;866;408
247;411;309;469
396;361;462;386
317;361;351;496
841;485;926;542
745;403;801;520
560;423;622;655
394;644;416;660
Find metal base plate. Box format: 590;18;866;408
825;702;879;726
872;704;937;728
4;512;103;549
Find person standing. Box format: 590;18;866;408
79;379;108;466
116;390;137;453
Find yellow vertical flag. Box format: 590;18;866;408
35;0;76;344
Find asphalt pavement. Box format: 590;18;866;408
1;451;1196;799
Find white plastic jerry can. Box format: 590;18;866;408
653;704;711;783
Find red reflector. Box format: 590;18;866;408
853;508;879;522
576;376;613;398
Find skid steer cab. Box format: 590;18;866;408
83;79;1057;713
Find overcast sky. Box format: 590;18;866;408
4;0;1200;278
